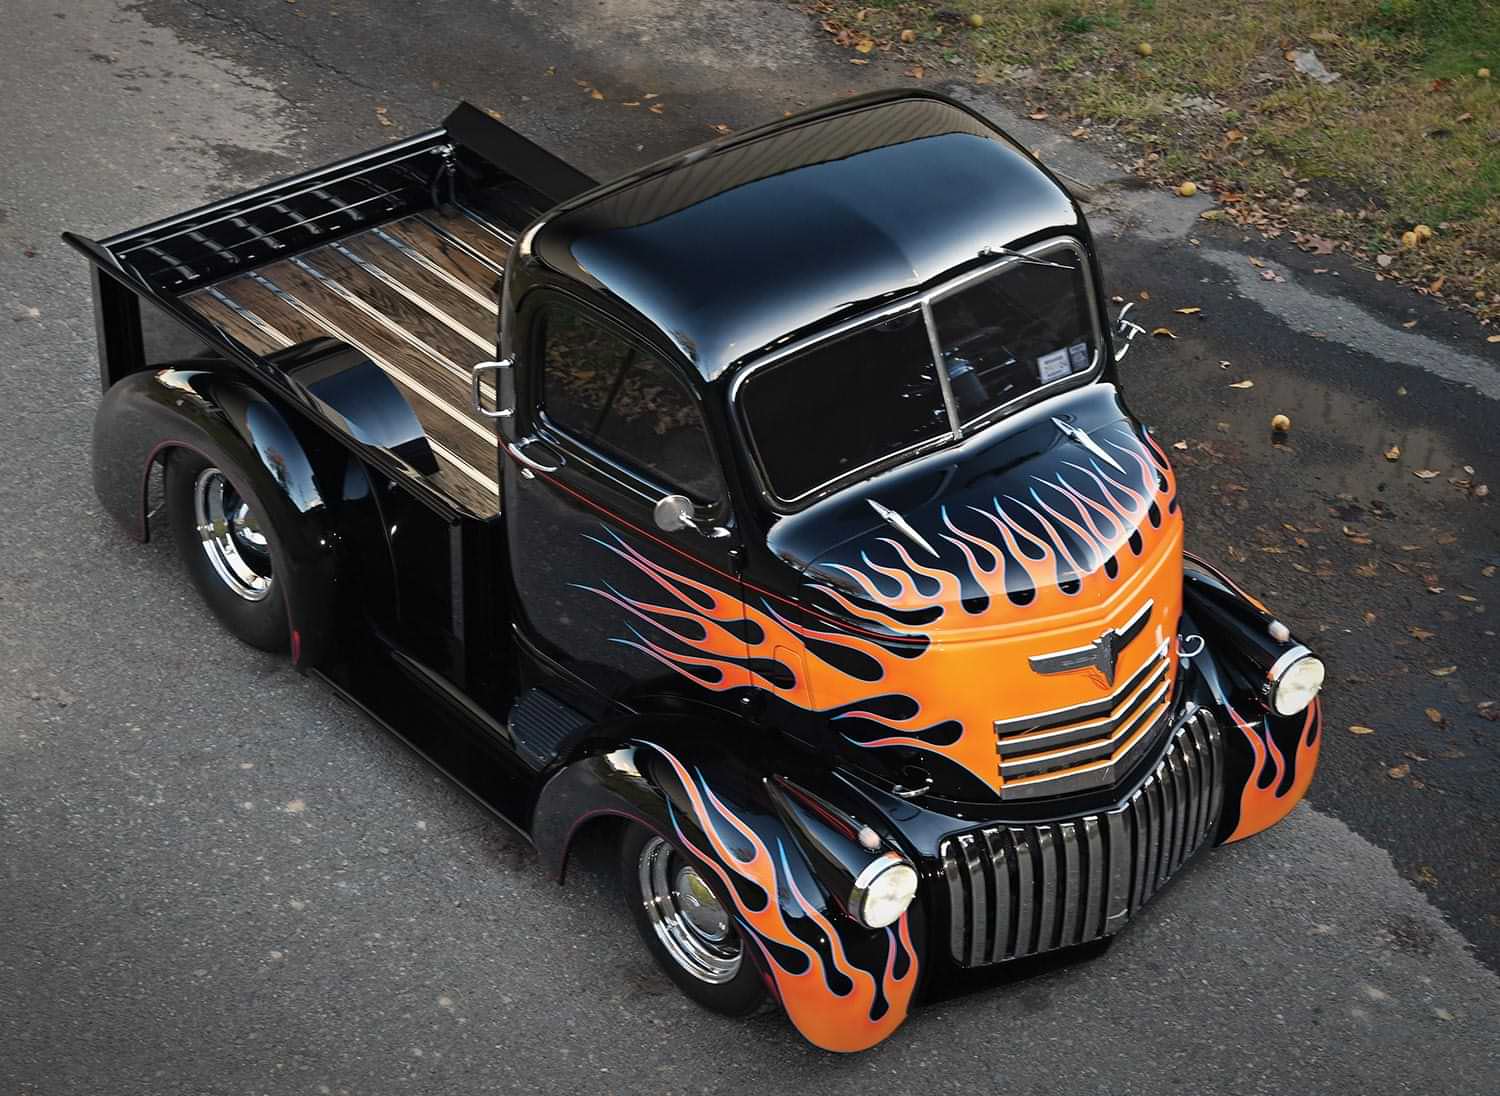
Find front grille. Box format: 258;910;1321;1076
942;709;1223;967
995;638;1175;799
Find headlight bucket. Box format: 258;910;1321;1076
850;851;919;928
1268;646;1325;716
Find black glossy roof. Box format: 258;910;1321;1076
531;92;1082;382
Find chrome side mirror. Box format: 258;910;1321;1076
653;494;699;533
1113;303;1146;362
654;494;731;539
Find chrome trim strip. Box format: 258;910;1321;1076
415;212;506;274
995;636;1169;736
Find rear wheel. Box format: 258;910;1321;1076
620;824;767;1016
166;450;289;652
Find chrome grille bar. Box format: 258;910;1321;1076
941;709;1223;966
996;639;1176;799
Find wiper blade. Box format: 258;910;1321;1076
981;246;1077;271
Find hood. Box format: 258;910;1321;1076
763;384;1185;802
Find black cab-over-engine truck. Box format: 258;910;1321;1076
66;92;1326;1052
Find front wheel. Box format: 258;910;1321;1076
166;450;290;652
620;824;767;1016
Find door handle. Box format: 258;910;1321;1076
505;437;563;475
471;358;513;419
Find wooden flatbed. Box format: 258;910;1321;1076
183;208;512;518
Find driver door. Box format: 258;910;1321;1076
501;295;748;715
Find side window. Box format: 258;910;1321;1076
539;305;721;503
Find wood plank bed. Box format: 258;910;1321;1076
182;208;512;519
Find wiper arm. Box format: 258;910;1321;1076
979;246;1077;271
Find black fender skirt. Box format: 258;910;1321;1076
532;722;923;1052
92;366;338;668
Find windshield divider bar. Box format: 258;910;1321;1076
920;299;964;440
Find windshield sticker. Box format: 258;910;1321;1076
1067;341;1090;371
1037;348;1071;383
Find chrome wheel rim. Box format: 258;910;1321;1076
637;835;741;984
193;467;273;602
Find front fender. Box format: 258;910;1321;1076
1182;555;1323;843
532;728;921;1053
92;366;337;667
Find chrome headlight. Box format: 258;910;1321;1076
850;851;919;929
1268;647;1325;716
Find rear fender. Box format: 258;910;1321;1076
92;366;337;667
1183;555;1322;843
532;726;921;1053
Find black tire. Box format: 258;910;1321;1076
166;449;290;652
620;823;768;1017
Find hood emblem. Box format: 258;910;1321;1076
1029;601;1152;686
1051;417;1126;474
867;498;940;558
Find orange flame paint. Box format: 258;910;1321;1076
1224;700;1321;842
643;743;917;1052
586;426;1184;794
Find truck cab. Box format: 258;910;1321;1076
68;90;1326;1053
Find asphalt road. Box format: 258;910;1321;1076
2;2;1497;1092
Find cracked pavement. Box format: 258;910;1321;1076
1;2;1497;1092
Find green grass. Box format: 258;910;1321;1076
816;0;1500;319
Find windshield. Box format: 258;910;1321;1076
738;240;1098;505
930;245;1097;428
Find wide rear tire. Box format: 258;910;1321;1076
166;450;290;652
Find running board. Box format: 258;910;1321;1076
509;688;591;770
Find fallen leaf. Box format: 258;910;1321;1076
1071;127;1089;139
1172;440;1189;450
1152;327;1177;338
849;58;869;65
1249;256;1266;268
1362;610;1376;624
1029;109;1048;120
1488;334;1500;343
648;103;665;114
855;38;875;54
590;88;605;100
1429;275;1446;294
904;65;925;79
1413;469;1441;479
1387;763;1410;779
1429;665;1458;677
1426;707;1445;726
1385;445;1401;460
1348;724;1376;735
1377;254;1394;268
708;123;732;135
1175;307;1202;315
900;28;917;44
1403;320;1418;329
1229;380;1255;389
1139;290;1151;301
1408;626;1437;641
